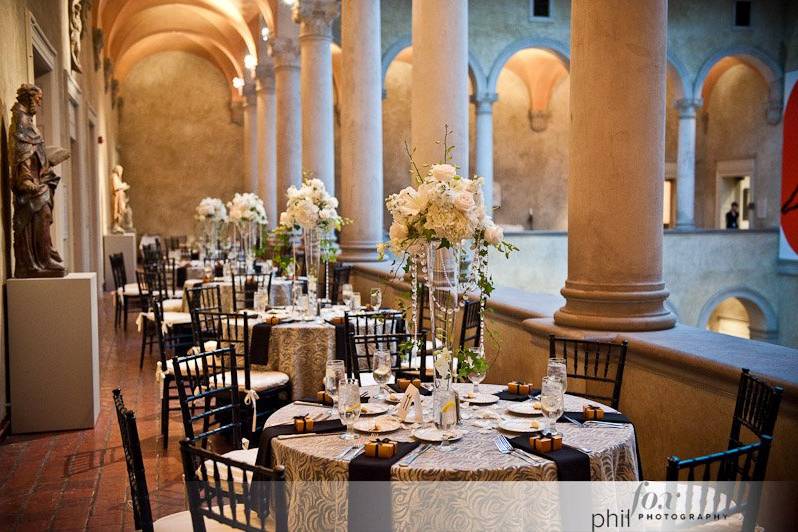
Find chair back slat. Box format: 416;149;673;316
346;331;427;385
151;294;194;370
729;368;783;449
458;299;482;350
180;440;287;532
112;389;154;532
548;335;628;409
330;264;352;304
231;272;271;312
109;253;127;289
172;347;242;450
344;310;406;376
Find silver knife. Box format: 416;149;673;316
399;444;431;467
563;415;584;428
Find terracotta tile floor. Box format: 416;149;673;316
0;295;188;531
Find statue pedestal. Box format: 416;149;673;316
7;273;100;433
103;232;136;291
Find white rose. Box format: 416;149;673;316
319;207;337;221
279;212;291;226
429;164;457;182
326;197;339;209
454;191;475;212
389;222;408;242
484;222;503;245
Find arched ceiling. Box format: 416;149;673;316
96;0;275;99
701;56;766;101
502;48;569;112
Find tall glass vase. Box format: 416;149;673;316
425;243;460;390
304;227;322;315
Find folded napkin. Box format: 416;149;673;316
255;419;345;467
249;322;272;365
493;389;539;402
561;411;631;424
388;382;432;396
508;435;590;481
473;409;502;420
348;441;420;532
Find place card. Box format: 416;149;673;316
396;384;423;422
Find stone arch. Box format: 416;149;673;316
380;34;486;97
667;50;692;101
697;287;779;342
486;37;570;95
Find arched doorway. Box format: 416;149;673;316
698;288;779;342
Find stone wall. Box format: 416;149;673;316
119;51;245;239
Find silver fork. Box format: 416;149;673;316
494;435;537;465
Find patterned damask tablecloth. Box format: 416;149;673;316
264;320;336;400
264;383;639;531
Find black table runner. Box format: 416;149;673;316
508;435;591;481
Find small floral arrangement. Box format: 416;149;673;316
279;176;344;232
195;197;227;223
227;192;268;225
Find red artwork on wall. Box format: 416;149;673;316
782;83;798;254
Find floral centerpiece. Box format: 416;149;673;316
381;126;516;388
195;197;228;259
279;176;346;299
227;192;268;269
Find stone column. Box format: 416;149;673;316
411;0;469;176
294;0;339;194
271;36;302;202
339;0;383;261
243;80;259;193
257;62;278;228
675;98;701;230
473;93;497;213
554;0;675;331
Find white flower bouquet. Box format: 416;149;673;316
227;192;268;226
195;197;228;223
279;177;343;232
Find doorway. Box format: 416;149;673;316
716;159;754;229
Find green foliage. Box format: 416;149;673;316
456;346;488;379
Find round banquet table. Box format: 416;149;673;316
264;383;640;530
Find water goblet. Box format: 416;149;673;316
547;357;568;393
338;378;362;440
541;376;565;437
325;360;346;406
342;283;354;309
468;370;486;395
372;350;392;399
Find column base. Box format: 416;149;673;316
554;280;676;332
340;241;383;262
674;222;696;231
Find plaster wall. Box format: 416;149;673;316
489;230;798;348
119;52;245;239
382;60;412;230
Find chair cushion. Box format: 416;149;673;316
162;298;183;312
154;506;269;531
199;448;259;484
210;370;290;392
121;283;140;297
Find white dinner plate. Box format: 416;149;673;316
507;402;544;416
412;426;464;443
359;403;390;416
498;418;545;433
460;393;499;405
354;416;401;433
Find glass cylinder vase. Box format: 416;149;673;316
425;243;461;390
304;227;322;315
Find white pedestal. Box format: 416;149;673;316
8;273;100;433
103;232;137;291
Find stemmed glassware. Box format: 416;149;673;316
372;349;392;400
324;360;346;406
547;357;568;393
433;388;458;452
540;376;565;436
342;283;354;309
337;378;362;440
468;370;486;395
370;288;382;310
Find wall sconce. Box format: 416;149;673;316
232;76;245;95
244;54;257;76
261;27;271;43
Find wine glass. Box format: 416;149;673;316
370;288;382;310
337;378;362;440
541;376;564;436
547;357;568;393
352;292;362;310
372;350;392;399
254;289;269;313
468;370;486;395
433;388;458;452
342;283;354;308
325;360;346;405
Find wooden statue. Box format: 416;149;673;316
9;84;68;278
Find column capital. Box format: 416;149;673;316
270;37;300;69
256;63;275;93
471;92;498;114
243;80;257;106
766;98;783;125
293;0;339;40
675;98;702;119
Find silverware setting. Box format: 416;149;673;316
338;444;364;461
399;443;431;467
293;401;332;408
277;432;343;440
494;435;537;465
562;415;583;428
583;421;627;429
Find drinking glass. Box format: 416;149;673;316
352;292;362;310
290;282;304;315
547;357;568;393
541;376;565;436
468;370;486;394
325;360;346;405
337;378;362;440
370;288;382;310
372;350;392;399
433;388;458;452
342;283;354;308
254;289;269;313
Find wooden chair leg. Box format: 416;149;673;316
123;296;129;332
139;328;147;369
161;379;170;450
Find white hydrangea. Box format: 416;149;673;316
227;192;268;225
195;197;228;222
279;178;342;231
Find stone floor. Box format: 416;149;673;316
0;295;187;531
